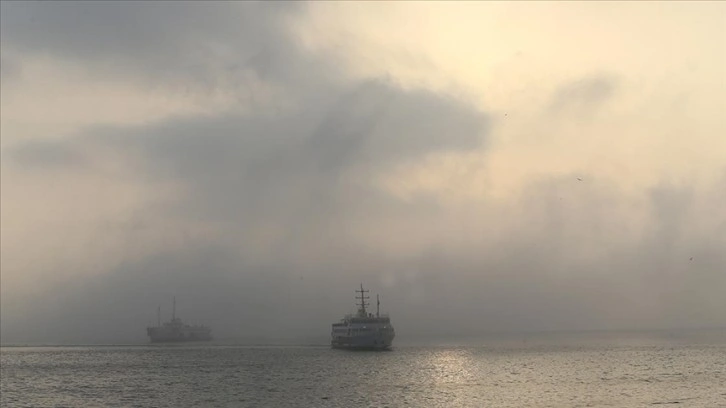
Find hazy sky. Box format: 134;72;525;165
1;1;724;344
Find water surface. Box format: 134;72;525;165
2;333;725;407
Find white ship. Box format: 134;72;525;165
331;284;395;350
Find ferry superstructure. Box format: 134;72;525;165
331;284;395;350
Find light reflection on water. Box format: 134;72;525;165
425;347;475;383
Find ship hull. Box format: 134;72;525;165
331;333;394;351
147;327;212;343
331;343;392;351
148;336;212;343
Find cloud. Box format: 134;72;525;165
549;74;619;116
3;169;724;344
0;55;21;82
0;2;293;66
8;139;88;170
1;2;724;345
0;1;494;344
6;78;488;223
0;1;323;99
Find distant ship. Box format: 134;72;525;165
146;297;212;343
331;284;395;350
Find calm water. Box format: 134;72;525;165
2;334;725;407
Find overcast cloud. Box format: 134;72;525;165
1;1;724;344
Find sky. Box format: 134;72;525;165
1;1;725;344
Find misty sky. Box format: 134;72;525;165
1;1;725;344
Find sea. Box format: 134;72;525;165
2;330;725;408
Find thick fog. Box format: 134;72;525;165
1;2;724;344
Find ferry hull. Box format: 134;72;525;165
331;341;393;351
331;331;395;351
147;327;212;343
332;345;392;351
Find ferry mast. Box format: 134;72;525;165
356;284;370;316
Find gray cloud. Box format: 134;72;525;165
8;139;88;170
0;1;323;96
0;54;21;82
6;77;487;224
0;2;295;65
549;75;619;115
0;1;493;344
3;170;723;345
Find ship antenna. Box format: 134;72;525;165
356;283;369;316
377;294;380;318
172;296;176;321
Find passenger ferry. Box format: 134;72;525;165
331;284;395;350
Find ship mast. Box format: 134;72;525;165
172;296;176;321
356;284;369;316
157;305;161;327
377;294;380;318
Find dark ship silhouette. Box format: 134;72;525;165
147;297;212;343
